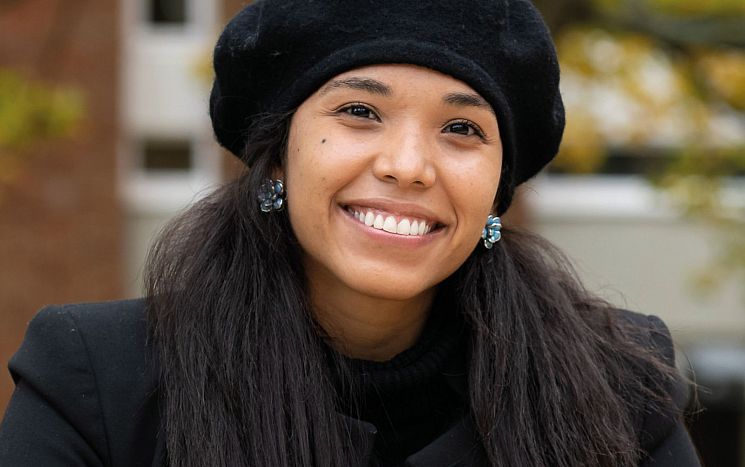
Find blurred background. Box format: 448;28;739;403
0;0;743;463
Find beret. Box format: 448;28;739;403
210;0;565;213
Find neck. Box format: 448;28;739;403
308;272;436;362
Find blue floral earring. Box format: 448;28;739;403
481;215;502;249
258;179;286;212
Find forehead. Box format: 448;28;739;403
318;64;482;96
314;64;495;115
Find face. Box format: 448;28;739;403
284;64;502;303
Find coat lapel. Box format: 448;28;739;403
149;412;485;466
339;414;378;465
405;415;489;467
151;433;167;467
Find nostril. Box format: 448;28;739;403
381;174;428;187
373;150;435;187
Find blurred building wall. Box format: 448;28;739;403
0;0;121;417
118;0;224;296
530;176;745;465
530;176;744;341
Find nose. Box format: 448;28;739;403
372;126;436;188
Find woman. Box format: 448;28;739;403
0;0;700;466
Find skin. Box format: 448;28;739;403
283;64;503;361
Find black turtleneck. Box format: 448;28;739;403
332;298;469;466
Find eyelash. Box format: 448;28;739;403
337;103;380;121
445;119;486;139
336;103;487;140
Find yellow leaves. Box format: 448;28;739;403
0;70;84;151
697;49;745;110
191;47;215;87
0;70;84;193
649;0;745;16
548;4;745;299
594;0;745;16
656;147;745;298
557;28;693;170
555;109;606;174
554;26;745;173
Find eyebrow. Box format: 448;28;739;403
442;92;495;114
319;77;392;97
319;78;495;115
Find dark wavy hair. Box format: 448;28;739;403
145;112;680;466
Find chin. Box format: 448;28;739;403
343;273;440;302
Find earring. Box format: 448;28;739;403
482;215;502;249
258;179;286;212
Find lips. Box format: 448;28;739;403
345;206;438;236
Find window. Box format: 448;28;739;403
148;0;187;25
141;139;193;172
547;149;674;178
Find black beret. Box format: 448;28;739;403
210;0;564;213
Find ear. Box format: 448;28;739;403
271;165;285;181
490;197;499;214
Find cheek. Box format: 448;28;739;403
473;155;503;211
448;161;502;218
285;130;329;195
284;134;364;230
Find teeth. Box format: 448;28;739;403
349;208;434;237
383;216;397;233
410;220;419;236
397;219;410;235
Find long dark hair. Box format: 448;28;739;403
145;112;679;466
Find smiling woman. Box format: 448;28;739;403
287;65;502;360
0;1;701;466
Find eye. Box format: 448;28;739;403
443;120;485;138
339;103;379;121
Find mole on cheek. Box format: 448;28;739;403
321;139;326;144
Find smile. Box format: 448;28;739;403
345;206;436;236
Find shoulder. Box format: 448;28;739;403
12;298;152;382
14;297;158;415
31;297;149;332
609;310;700;465
5;299;161;466
613;310;676;367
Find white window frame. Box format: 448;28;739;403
119;0;222;214
528;174;745;221
124;0;218;36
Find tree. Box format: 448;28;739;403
534;0;745;298
0;70;83;199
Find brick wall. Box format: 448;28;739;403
0;0;121;415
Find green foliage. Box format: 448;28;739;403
644;0;745;16
0;70;83;150
0;69;84;188
554;27;711;173
655;148;745;298
535;0;745;301
596;0;745;16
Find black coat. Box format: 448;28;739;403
0;299;701;466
